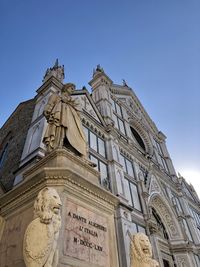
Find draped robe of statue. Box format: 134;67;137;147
43;84;87;157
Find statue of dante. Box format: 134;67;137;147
43;83;87;157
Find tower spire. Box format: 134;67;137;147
53;58;59;68
43;59;65;83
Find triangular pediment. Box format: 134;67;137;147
71;90;105;126
148;174;166;198
110;85;159;134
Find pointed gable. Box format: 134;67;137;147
110;84;159;134
148;174;167;198
71;89;106;126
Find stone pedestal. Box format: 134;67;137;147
0;149;119;267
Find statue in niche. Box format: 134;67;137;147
23;187;62;267
43;83;87;157
128;231;160;267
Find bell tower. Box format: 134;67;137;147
43;59;65;83
89;65;113;126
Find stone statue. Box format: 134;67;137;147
23;187;62;267
43;83;87;157
128;232;159;267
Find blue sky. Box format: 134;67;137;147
0;1;200;196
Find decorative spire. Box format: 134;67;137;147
89;64;113;88
53;58;59;68
43;59;65;83
93;64;104;77
122;79;128;87
177;172;182;178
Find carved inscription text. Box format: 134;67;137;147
64;201;109;266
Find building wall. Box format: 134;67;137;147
0;99;35;191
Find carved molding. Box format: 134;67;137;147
149;177;162;195
175;254;190;267
149;195;183;240
82;117;106;139
0;170;118;217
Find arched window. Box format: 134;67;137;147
130;127;146;151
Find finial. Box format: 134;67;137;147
92;64;104;78
177;172;182;178
53;58;59;68
96;64;104;72
42;59;65;83
122;79;128;87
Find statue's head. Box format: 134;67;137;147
131;232;153;262
62;83;76;95
34;187;62;224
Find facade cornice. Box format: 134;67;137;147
36;76;63;96
0;163;119;217
82;116;107;138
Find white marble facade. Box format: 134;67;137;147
12;63;200;267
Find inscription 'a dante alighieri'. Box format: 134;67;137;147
65;201;110;266
68;211;107;232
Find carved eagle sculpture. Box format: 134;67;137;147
23;187;62;267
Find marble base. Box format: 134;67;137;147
0;149;119;267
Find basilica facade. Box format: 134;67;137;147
0;61;200;267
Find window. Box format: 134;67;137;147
111;98;126;135
172;194;182;213
182;218;193;241
193;210;200;226
190;208;200;230
153;139;169;173
120;154;135;177
0;143;9;169
194;254;200;266
90;154;109;188
124;178;142;211
182;183;195;201
111;98;122;117
131;222;146;234
0;132;12;169
83;126;106;158
130;127;145;151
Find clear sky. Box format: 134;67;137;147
0;1;200;196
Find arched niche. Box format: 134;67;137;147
148;193;183;241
